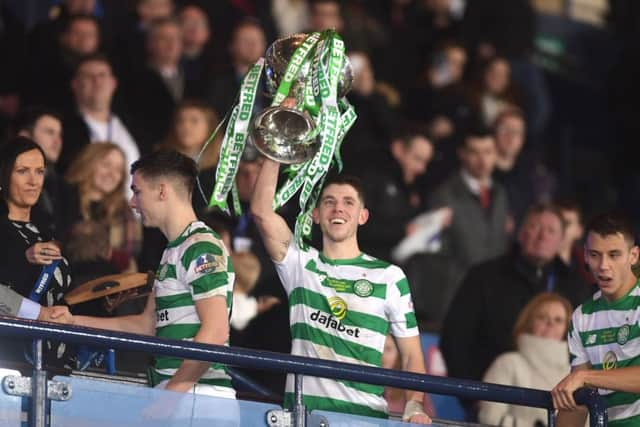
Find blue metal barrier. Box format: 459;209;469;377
0;316;607;426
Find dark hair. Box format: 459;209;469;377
392;122;432;149
230;17;265;42
73;52;113;78
461;120;494;149
585;210;636;246
14;106;62;135
555;199;582;224
61;13;99;35
319;173;366;206
492;107;525;131
0;137;46;206
131;149;198;196
522;202;566;232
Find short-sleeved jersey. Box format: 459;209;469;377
568;280;640;427
275;241;419;418
151;221;235;390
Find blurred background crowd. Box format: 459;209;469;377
1;0;639;423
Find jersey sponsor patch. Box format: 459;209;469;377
328;296;347;320
194;253;219;274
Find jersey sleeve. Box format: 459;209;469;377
568;306;590;367
181;239;233;301
385;268;419;338
273;240;306;295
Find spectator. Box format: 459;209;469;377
15;107;80;241
22;14;101;112
130;17;202;147
478;293;573;426
308;0;343;33
429;125;511;304
207;18;267;118
111;0;174;79
272;0;310;37
178;4;216;97
342;50;400;176
492;108;554;226
556;199;591;284
62;54;141;171
64;143;142;273
159;99;220;198
360;126;437;261
467;56;521;128
440;203;591;386
0;137;72;366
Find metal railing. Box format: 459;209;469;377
0;316;607;427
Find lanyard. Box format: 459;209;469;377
29;260;60;302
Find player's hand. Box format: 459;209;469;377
281;97;296;109
38;306;73;324
551;370;586;411
408;412;432;424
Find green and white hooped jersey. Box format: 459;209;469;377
151;221;235;390
275;241;419;418
569;280;640;427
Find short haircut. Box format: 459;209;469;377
0;136;46;206
555;199;583;224
492;107;525;131
73;52;113;77
14;106;62;135
319;173;366;206
392;122;432;149
65;220;111;262
585;210;636;246
147;16;180;39
512;292;572;345
62;14;99;35
522;202;566;232
230;17;264;42
461;121;494;149
131;149;198;196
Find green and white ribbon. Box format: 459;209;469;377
208;58;264;211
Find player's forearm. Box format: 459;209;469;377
165;323;228;392
401;350;427;404
72;313;155;335
581;366;640;394
250;158;279;219
164;359;212;392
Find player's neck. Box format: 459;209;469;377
322;238;361;260
161;204;198;243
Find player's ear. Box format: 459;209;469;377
358;207;369;225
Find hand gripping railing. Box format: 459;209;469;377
0;316;607;427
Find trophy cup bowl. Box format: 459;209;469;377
249;33;353;164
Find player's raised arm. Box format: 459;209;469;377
250;158;293;262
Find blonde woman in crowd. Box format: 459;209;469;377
65;143;142;273
478;293;573;426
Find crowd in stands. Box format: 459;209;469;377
0;0;637;424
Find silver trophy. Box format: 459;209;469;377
249;33;353;164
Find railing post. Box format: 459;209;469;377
548;408;556;427
293;374;306;427
30;339;47;427
574;388;608;427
